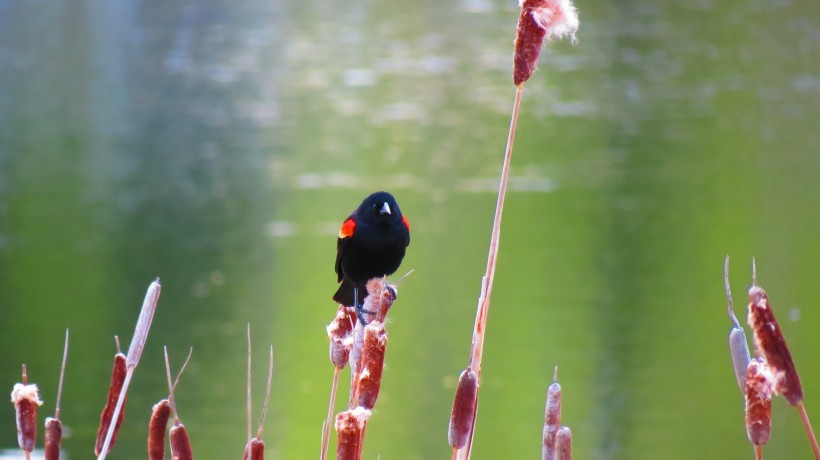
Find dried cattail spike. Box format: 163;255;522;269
555;426;572;460
745;358;773;447
328;305;357;369
169;423;194;460
543;367;562;460
356;323;388;410
448;367;479;449
725;256;751;394
513;0;579;86
335;408;370;460
11;374;43;455
148;399;172;460
95;352;128;456
243;438;265;460
748;284;803;405
45;417;63;460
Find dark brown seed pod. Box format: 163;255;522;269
44;417;63;460
243;438;265;460
542;371;562;460
745;358;773;446
170;423;194;460
336;408;370;460
513;0;579;86
148;399;172;460
356;323;387;410
11;381;43;454
95;352;128;455
448;368;479;449
747;285;803;405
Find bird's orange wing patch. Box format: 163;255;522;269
402;215;410;231
339;218;356;239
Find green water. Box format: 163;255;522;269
2;0;820;458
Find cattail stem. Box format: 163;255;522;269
797;403;820;460
456;83;523;460
321;367;342;460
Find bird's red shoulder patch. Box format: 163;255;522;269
402;215;410;231
339;218;356;239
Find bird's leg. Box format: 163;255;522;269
354;287;375;325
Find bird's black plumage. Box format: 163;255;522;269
333;191;410;307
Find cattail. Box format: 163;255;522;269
513;0;579;86
99;278;162;460
243;438;265;460
747;284;803;405
148;399;172;460
725;256;751;394
555;427;572;460
336;407;370;460
243;343;273;460
163;346;194;460
328;305;357;369
542;367;562;460
45;328;70;460
170;424;194;460
745;358;773;447
11;366;43;458
355;322;387;410
448;367;479;449
44;417;62;460
95;352;128;455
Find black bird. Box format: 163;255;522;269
333;191;410;316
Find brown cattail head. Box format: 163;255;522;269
328;305;357;369
555;426;572;460
745;358;773;446
361;277;395;325
448;367;479;449
170;423;194;460
747;285;803;405
513;0;579;86
95;352;128;455
45;417;63;460
543;369;562;460
336;407;370;460
148;399;172;460
11;382;43;453
243;438;265;460
355;322;388;410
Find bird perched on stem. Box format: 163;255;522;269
334;191;410;321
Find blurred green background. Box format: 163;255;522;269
2;0;820;458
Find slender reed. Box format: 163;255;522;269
243;340;274;460
165;346;194;460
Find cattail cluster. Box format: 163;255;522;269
325;277;396;460
724;260;819;459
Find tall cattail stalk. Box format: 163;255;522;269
98;278;162;460
45;329;70;460
448;1;578;458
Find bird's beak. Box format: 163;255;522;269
380;202;391;215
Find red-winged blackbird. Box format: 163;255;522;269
333;191;410;314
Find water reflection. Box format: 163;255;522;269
2;0;820;458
